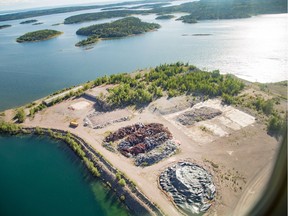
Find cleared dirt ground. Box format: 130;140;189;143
19;94;280;216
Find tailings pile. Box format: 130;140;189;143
104;123;177;166
176;107;222;125
159;162;216;215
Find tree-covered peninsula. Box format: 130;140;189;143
16;29;62;43
75;17;160;47
152;0;287;23
64;0;287;24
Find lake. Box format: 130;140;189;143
0;135;129;216
0;12;287;111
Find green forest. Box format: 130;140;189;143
64;10;145;24
16;29;62;43
0;0;163;22
0;0;286;23
91;62;244;107
75;17;160;47
63;0;287;24
171;0;288;23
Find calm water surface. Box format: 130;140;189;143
0;135;129;216
0;12;287;110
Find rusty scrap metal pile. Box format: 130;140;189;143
105;123;172;157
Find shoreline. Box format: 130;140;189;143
16;31;63;43
0;63;286;216
0;126;163;216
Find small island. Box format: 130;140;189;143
16;29;63;43
155;14;175;20
20;19;38;24
32;22;43;25
0;24;11;29
75;17;160;47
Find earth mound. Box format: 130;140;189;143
159;161;216;215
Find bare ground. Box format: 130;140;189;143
13;95;280;216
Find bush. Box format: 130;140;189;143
267;114;286;138
15;108;26;123
120;195;125;201
0;120;21;134
118;178;126;187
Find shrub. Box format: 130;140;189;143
120;195;125;201
118;178;126;187
15;108;26;123
267;114;286;138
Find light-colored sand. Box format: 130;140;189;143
69;101;91;110
22;96;279;216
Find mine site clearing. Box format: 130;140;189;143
23;92;279;216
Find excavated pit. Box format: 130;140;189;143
159;162;216;215
103;123;178;166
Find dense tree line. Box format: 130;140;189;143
16;29;62;43
0;0;158;22
64;0;287;24
90;63;244;107
75;17;160;47
153;0;287;23
0;0;286;24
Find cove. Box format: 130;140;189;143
0;135;129;216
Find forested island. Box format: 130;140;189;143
20;19;37;24
173;0;287;23
0;0;286;24
0;24;11;29
64;10;144;24
63;0;286;24
155;15;175;20
0;0;166;22
16;29;62;43
75;17;160;47
32;22;43;25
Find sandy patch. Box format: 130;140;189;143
69;101;91;110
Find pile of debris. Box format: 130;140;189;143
104;123;177;166
159;162;216;215
135;140;177;166
176;107;222;125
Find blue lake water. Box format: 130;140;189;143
0;12;287;111
0;135;129;216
